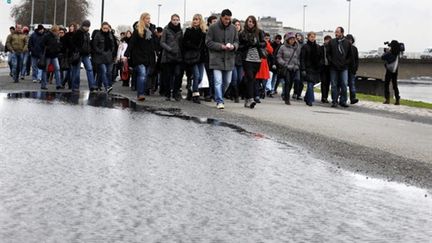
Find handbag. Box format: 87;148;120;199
37;48;46;69
120;59;130;81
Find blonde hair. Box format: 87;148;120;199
51;25;60;32
193;14;207;33
137;12;150;38
307;31;316;38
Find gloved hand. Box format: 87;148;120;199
301;71;307;78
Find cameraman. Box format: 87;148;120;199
381;40;401;105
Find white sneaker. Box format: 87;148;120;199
216;103;225;109
32;79;38;83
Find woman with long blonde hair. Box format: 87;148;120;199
182;14;207;103
127;12;156;101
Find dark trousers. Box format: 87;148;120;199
162;63;182;98
384;71;400;100
294;74;304;97
320;65;331;100
283;70;299;100
243;61;261;99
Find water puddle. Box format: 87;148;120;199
0;91;431;242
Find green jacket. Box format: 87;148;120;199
6;32;28;53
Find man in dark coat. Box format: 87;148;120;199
327;26;353;107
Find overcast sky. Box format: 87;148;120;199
1;0;431;52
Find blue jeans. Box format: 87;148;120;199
41;57;61;88
20;52;29;77
136;64;148;97
192;63;205;92
10;52;24;82
305;82;315;104
31;56;42;81
348;72;357;101
71;55;96;91
213;70;232;104
330;69;348;105
98;63;113;90
231;65;243;88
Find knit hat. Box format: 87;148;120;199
81;20;91;28
346;34;355;43
22;26;29;34
37;24;45;31
285;32;296;40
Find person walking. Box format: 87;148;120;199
327;26;352;108
183;14;207;104
160;14;184;101
346;34;359;104
276;32;301;105
126;13;156;101
28;24;45;83
320;35;332;103
382;40;402;105
39;25;62;90
71;20;96;92
6;24;27;83
300;32;322;106
92;22;117;94
254;32;273;103
206;9;239;109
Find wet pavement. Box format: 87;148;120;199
0;92;431;242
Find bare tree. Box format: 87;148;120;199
11;0;92;27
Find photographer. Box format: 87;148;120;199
381;40;402;105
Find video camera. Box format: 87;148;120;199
384;41;405;54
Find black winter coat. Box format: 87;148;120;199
41;31;61;58
327;37;353;71
349;45;359;74
300;40;322;74
127;30;156;67
182;27;206;64
72;28;91;56
91;30;116;65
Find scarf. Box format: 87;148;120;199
168;22;181;33
144;27;152;40
102;31;112;52
337;37;345;55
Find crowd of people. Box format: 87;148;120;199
4;8;402;109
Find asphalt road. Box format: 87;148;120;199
1;69;431;189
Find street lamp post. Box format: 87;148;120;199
347;0;351;34
184;0;186;25
303;4;307;32
53;0;57;25
30;0;34;27
64;0;68;27
101;0;105;24
157;4;162;27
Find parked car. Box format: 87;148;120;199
420;48;432;59
365;50;380;58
